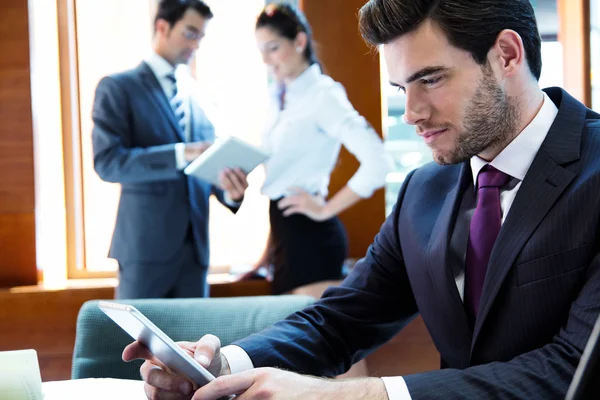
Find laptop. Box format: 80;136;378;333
565;313;600;399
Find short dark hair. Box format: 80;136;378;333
359;0;542;80
154;0;213;28
256;3;320;66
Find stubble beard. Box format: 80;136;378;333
433;64;521;165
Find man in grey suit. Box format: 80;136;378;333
92;0;248;299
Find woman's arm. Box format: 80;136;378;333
277;186;361;221
278;81;392;221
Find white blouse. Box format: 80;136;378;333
261;64;392;200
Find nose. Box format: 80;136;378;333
261;51;270;65
403;89;429;126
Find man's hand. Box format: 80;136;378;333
219;167;248;202
278;188;331;221
192;368;389;400
122;334;230;400
185;141;212;162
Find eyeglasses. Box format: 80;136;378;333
182;27;204;42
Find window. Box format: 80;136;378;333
30;0;68;286
35;0;272;281
75;0;156;274
536;0;563;89
193;0;270;269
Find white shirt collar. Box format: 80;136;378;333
285;63;322;96
470;91;559;184
144;51;176;80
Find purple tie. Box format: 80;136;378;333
464;165;510;321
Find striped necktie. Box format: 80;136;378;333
166;73;186;139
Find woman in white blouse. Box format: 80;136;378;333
248;3;392;295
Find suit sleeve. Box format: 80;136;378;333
212;186;240;214
232;170;419;377
401;254;600;399
92;76;181;183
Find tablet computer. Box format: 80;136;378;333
98;301;215;387
183;136;269;186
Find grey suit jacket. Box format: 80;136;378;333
92;62;236;268
235;88;600;399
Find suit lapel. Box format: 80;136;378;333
428;163;473;342
472;88;585;345
138;62;183;141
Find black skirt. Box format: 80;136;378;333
269;199;348;294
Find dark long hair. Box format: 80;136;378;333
256;3;320;67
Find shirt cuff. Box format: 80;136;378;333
347;178;376;198
223;192;242;207
381;377;412;400
221;345;254;374
175;142;188;170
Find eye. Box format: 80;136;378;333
396;86;406;94
182;29;200;41
421;76;443;86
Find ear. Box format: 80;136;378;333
489;29;525;78
155;18;170;37
294;32;308;53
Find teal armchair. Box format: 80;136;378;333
72;295;315;380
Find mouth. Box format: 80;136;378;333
419;128;448;144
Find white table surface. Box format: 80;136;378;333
42;378;146;399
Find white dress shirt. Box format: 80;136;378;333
144;52;191;170
222;87;560;400
261;64;392;199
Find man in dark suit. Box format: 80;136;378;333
92;0;248;299
124;0;600;398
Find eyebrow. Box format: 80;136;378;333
389;66;449;88
185;25;200;33
260;40;280;49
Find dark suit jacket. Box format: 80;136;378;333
92;62;236;269
234;88;600;399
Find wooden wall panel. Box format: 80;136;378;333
0;288;112;382
300;0;386;258
558;0;592;107
0;213;36;287
0;0;37;287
